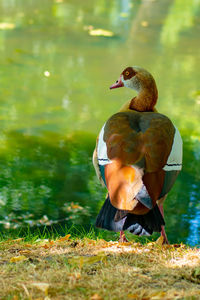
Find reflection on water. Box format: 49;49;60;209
0;0;200;245
0;131;99;223
186;187;200;246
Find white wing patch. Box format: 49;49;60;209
97;123;112;166
163;126;183;171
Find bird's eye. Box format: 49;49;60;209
125;71;129;76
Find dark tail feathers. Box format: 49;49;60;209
95;195;165;236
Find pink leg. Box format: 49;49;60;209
158;204;169;244
119;230;128;243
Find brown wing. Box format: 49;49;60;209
103;111;175;212
104;111;175;171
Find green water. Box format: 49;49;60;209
0;0;200;245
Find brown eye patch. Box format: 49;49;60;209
122;67;136;80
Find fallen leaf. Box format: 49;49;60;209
11;238;24;242
24;244;32;247
19;250;32;254
42;244;50;249
155;235;164;246
10;255;28;263
58;234;71;242
118;242;132;246
68;254;107;268
89;29;114;37
71;203;83;209
88;240;96;245
31;283;49;296
91;294;103;300
150;291;166;299
41;240;54;249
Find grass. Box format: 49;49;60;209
0;227;200;300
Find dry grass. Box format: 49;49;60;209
0;236;200;300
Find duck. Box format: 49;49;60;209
93;66;182;244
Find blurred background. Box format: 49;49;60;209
0;0;199;245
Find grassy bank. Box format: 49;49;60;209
0;230;200;300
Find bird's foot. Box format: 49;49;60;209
158;205;169;244
119;230;128;243
161;226;169;244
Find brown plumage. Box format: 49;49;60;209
93;66;182;244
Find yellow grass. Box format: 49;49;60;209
0;236;200;299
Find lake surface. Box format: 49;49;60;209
0;0;200;245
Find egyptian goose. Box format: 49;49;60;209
93;66;182;244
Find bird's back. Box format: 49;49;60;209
96;110;182;213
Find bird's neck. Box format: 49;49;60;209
129;87;158;112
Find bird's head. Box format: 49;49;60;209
109;66;158;111
110;66;157;93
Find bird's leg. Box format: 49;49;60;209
119;230;128;243
158;204;169;244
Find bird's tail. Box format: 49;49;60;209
95;195;165;236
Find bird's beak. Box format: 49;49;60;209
110;75;124;89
